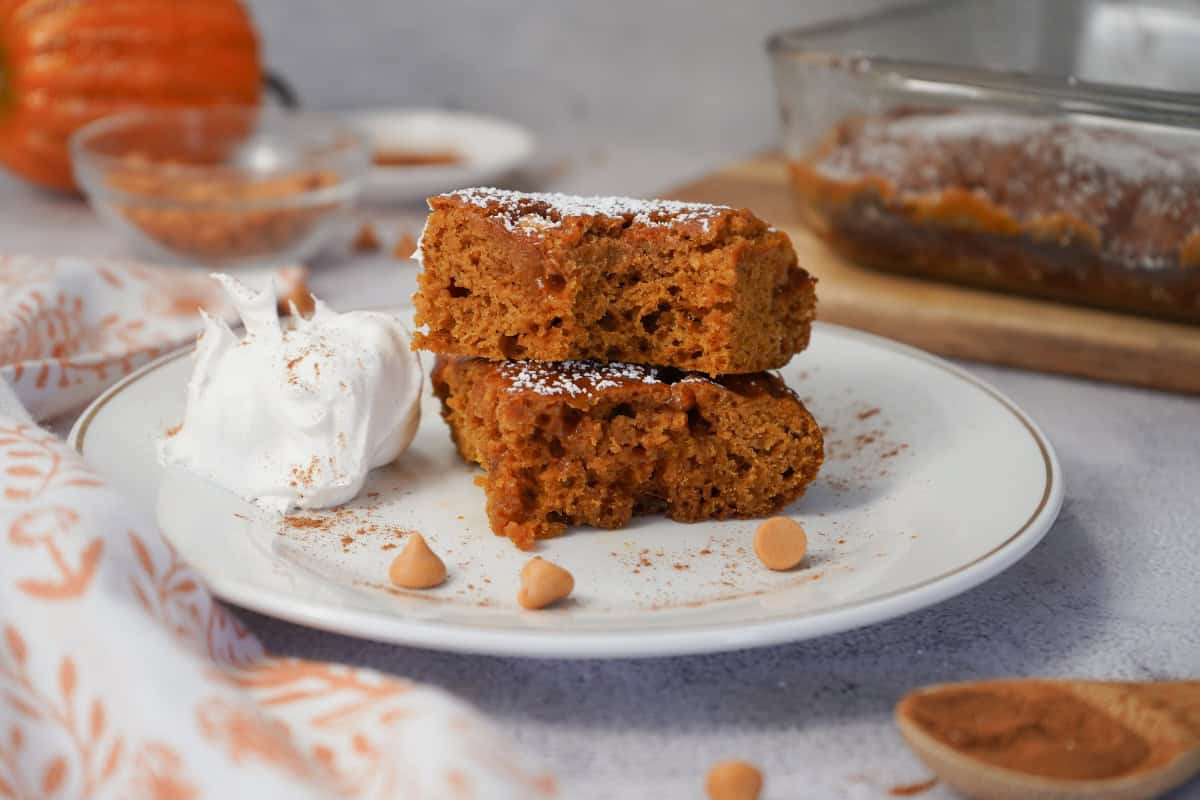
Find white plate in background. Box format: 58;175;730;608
348;109;535;203
70;321;1062;659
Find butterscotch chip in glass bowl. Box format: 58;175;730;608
754;517;808;571
388;533;446;589
517;557;574;609
705;760;763;800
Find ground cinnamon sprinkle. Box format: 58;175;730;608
290;456;320;488
284;516;326;529
903;682;1152;780
888;777;937;796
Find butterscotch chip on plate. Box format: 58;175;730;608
705;760;763;800
754;517;808;570
517;557;574;609
413;188;816;374
432;356;824;550
388;533;447;589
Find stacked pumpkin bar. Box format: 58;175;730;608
414;188;824;550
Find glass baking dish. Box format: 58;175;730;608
769;0;1200;323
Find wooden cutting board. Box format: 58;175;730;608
668;155;1200;394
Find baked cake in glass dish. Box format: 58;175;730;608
412;188;817;374
431;356;824;550
789;109;1200;322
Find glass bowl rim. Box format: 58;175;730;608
70;106;369;212
766;2;1200;130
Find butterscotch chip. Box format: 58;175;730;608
392;230;417;260
754;517;807;571
388;533;446;589
705;760;763;800
353;222;381;252
279;281;316;318
517;557;574;609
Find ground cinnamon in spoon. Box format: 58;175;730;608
902;681;1151;780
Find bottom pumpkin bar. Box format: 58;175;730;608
431;356;824;550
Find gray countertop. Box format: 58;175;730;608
9;136;1199;797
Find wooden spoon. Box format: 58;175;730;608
895;679;1200;800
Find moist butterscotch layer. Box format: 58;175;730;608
432;356;824;550
413;188;817;375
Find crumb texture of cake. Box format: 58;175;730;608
432;356;824;550
413;188;816;374
790;109;1200;321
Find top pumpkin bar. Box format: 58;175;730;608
411;188;816;375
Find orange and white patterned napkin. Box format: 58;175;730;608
0;255;310;421
0;258;558;799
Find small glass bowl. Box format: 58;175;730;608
71;107;369;268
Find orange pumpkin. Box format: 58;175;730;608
0;0;262;191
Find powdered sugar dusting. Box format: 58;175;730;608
499;360;664;397
440;187;731;236
818;112;1200;184
412;218;429;266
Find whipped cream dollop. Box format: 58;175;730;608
160;274;422;513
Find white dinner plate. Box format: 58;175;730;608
70;321;1062;659
348;109;535;203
